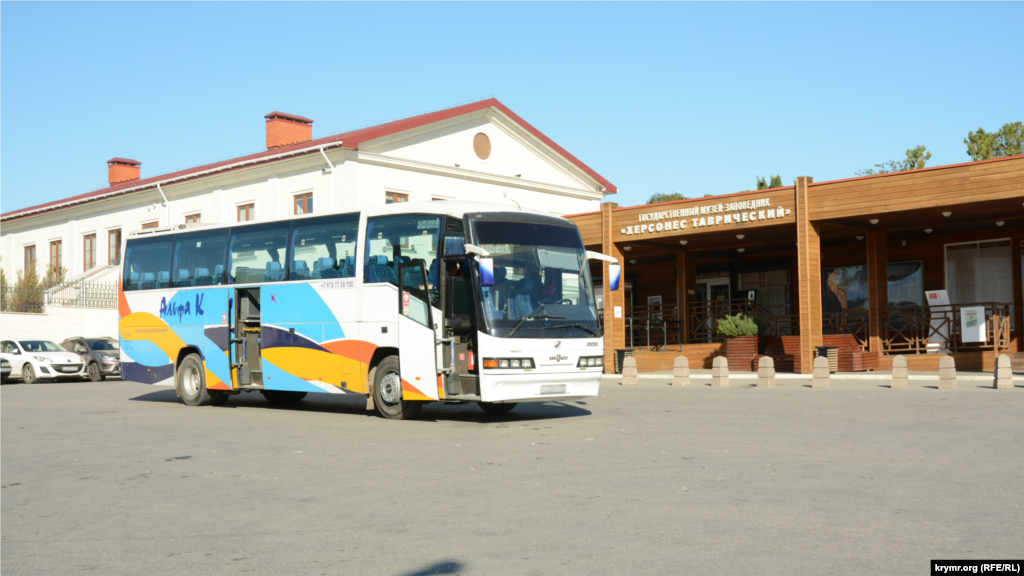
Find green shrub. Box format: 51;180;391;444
716;313;760;337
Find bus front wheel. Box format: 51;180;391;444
478;402;517;414
178;354;212;406
372;356;422;420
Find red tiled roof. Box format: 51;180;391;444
107;157;141;165
264;111;314;124
2;98;616;221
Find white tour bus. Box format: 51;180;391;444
118;201;616;419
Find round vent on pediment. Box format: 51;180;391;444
473;133;491;160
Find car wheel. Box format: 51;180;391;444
371;355;422;420
177;354;212;406
87;363;105;382
23;364;38;385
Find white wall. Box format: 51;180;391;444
0;307;119;343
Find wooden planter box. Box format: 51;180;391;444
724;336;761;371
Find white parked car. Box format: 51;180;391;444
0;340;86;384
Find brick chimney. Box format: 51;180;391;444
265;111;313;149
107;158;141;185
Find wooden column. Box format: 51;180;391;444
795;176;822;374
601;203;626;371
676;250;696;344
866;230;888;353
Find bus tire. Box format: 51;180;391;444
372;355;421;420
478;402;517;414
178;354;212;406
211;391;230;406
261;390;307;404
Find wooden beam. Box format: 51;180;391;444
796;176;823;374
601;203;626;371
676;250;696;344
866;230;887;353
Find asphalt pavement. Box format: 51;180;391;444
2;376;1022;575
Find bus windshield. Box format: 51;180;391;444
470;219;600;339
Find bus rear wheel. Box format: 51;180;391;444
478;402;517;414
372;356;421;420
178;354;212;406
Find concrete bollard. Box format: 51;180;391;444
710;356;729;387
891;355;910;389
994;354;1013;390
671;356;691;387
812;355;831;388
757;356;776;387
622;356;639;386
938;356;957;390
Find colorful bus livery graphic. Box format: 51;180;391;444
119;202;609;419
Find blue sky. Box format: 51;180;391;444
2;2;1021;213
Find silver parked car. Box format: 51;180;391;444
60;337;121;382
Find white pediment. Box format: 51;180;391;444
357;109;602;194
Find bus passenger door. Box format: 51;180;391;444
397;260;439;401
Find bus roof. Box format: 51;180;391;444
126;201;566;239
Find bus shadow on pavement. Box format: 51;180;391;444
128;389;590;422
397;560;463;576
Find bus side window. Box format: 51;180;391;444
290;213;359;280
171;230;229;287
228;223;289;284
123;236;172;291
365;214;441;286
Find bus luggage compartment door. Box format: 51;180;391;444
397;261;439;401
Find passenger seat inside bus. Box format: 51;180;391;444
314;257;339;279
175;269;191;286
193;268;214;286
264;261;285;282
367;255;397;284
157;271;170;289
292;260;311;280
339;256;356;278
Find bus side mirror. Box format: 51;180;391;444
479;258;494;287
609;264;621;292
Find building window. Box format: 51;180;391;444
294;193;313;215
142;221;159;229
108;229;121;266
185;213;201;224
385;192;408;204
83;234;97;271
238;203;254;222
24;245;36;272
49;240;62;274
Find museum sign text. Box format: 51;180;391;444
620;197;792;236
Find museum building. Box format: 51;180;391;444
569;155;1024;374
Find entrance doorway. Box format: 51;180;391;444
694;276;731;342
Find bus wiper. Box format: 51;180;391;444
537;323;600;337
507;314;567;338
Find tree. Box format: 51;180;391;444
856;145;932;176
757;175;783;190
965;122;1023;161
647;192;687;204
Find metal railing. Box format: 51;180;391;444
0;280;119;313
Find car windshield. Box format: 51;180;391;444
87;339;119;351
19;341;65;353
470;219;600;339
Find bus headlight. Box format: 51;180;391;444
578;356;603;367
484;358;536;369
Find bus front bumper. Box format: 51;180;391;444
479;370;602;403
